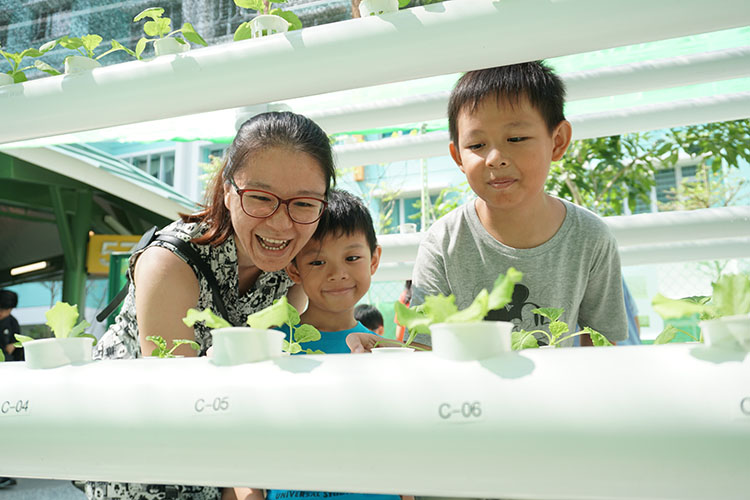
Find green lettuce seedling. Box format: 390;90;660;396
246;296;323;354
183;308;232;330
33;35;136;76
1;42;56;83
146;335;199;358
183;297;323;354
133;7;207;59
14;301;96;346
395;268;523;346
233;0;303;41
511;307;612;349
650;273;750;344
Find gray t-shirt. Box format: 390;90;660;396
412;198;627;346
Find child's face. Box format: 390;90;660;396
286;231;381;317
449;95;571;213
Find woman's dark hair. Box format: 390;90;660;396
448;61;566;147
310;189;377;253
184;111;336;245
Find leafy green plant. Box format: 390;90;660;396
511;308;613;349
183;296;323;354
14;302;96;346
133;7;207;59
245;296;323;354
33;35;136;75
0;42;56;83
651;273;750;344
233;0;303;41
395;268;523;345
146;335;199;358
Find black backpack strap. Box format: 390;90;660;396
95;227;229;323
96;226;158;322
154;234;229;321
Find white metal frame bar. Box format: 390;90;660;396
1;0;748;144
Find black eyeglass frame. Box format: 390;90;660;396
228;177;327;225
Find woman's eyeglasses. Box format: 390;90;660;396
229;178;327;225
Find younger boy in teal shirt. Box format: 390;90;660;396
283;189;384;354
230;190;405;500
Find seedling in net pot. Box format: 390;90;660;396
0;42;56;83
395;268;523;345
14;301;97;346
133;7;207;58
233;0;302;41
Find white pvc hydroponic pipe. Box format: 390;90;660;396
333;91;750;168
1;345;748;500
310;46;750;135
1;0;748;144
372;206;750;281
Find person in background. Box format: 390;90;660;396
355;303;385;335
393;280;412;342
410;61;627;346
619;278;641;345
0;289;20;489
0;289;22;362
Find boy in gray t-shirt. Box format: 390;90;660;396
412;62;627;345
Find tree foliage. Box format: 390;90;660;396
546;118;750;216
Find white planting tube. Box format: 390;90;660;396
1;345;749;500
309;46;750;135
1;0;748;144
332;91;750;168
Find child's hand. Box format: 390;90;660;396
345;332;383;353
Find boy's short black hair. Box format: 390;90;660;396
312;189;378;253
354;304;384;331
448;61;566;146
0;289;18;310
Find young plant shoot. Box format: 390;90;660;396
183;296;323;354
651;273;750;344
133;7;207;58
245;296;323;354
233;0;303;41
146;335;199;358
395;268;523;345
1;42;56;82
33;35;137;76
511;308;613;349
14;301;96;346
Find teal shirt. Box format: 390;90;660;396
279;321;374;354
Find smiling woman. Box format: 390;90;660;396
86;111;336;500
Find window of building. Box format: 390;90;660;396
379;194;439;234
632;163;699;214
32;4;72;43
125;152;176;186
0;13;10;47
213;0;242;37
